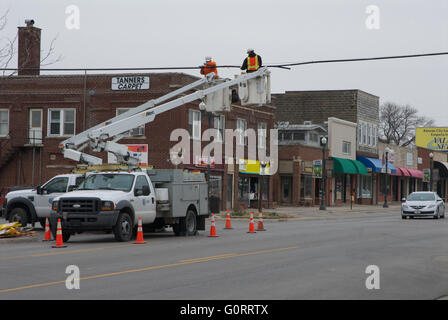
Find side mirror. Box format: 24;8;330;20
401;198;406;202
36;186;42;195
134;188;143;197
142;185;150;196
437;199;443;202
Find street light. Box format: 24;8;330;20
429;152;434;192
258;160;268;213
320;136;327;211
383;147;390;208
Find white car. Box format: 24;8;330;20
401;192;445;219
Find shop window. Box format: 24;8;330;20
238;176;250;201
300;175;313;199
358;175;372;198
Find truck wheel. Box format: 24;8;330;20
174;210;197;236
9;208;28;227
39;219;47;229
113;212;133;242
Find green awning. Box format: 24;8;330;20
332;157;368;175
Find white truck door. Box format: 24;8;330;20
132;175;156;224
35;176;70;217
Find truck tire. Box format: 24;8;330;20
174;209;197;236
9;207;28;227
113;212;133;242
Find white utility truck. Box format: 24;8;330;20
48;68;270;241
3;174;85;227
50;169;208;242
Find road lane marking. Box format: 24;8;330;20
0;244;135;261
0;246;298;294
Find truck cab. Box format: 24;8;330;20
4;174;85;227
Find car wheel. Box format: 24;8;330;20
401;215;406;220
9;207;28;227
434;208;439;219
113;212;133;242
174;210;197;236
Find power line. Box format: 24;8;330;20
2;51;447;72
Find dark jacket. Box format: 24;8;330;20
241;52;262;73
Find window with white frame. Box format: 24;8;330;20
258;122;267;149
48;109;75;136
214;115;225;142
367;124;371;145
362;123;367;145
358;123;362;145
0;109;9;136
189;110;201;140
373;126;377;147
236;118;247;145
342;141;351;154
116;108;145;137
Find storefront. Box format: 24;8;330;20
238;160;271;209
357;156;396;204
433;161;448;201
332;157;368;204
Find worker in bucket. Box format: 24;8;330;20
200;56;218;78
241;48;262;73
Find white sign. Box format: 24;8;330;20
111;76;150;91
108;144;148;165
406;152;413;166
418;157;422;164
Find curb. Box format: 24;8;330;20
0;235;41;244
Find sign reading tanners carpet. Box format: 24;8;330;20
416;127;448;152
111;76;150;90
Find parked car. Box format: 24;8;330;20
401;192;445;219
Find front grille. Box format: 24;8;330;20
410;205;425;209
60;198;100;214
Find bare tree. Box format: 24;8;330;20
379;102;434;147
0;8;63;76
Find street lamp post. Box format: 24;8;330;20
429;152;434;192
383;147;390;208
320;136;327;211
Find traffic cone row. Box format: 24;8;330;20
207;210;267;237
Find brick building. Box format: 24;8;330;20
0;22;275;212
272;90;380;206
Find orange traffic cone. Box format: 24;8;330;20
224;210;233;229
43;217;52;241
52;218;67;248
256;212;266;231
208;213;219;237
247;211;256;233
133;216;147;244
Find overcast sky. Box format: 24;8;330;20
2;0;448;124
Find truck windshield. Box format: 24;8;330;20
77;174;135;192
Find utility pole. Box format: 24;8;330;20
319;136;327;210
383;147;390;208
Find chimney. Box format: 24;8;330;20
17;20;41;76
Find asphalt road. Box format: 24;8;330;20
1;211;448;300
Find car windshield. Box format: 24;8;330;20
77;174;134;192
407;193;435;201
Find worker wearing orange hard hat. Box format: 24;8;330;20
200;56;218;78
241;48;262;73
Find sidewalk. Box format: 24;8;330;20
218;204;402;221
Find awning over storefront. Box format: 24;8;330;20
434;161;448;178
356;156;396;174
332;157;368;175
393;167;410;176
406;169;423;179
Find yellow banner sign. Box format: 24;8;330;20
416;127;448;151
238;159;270;175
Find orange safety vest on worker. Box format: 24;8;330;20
200;60;218;77
247;56;260;71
